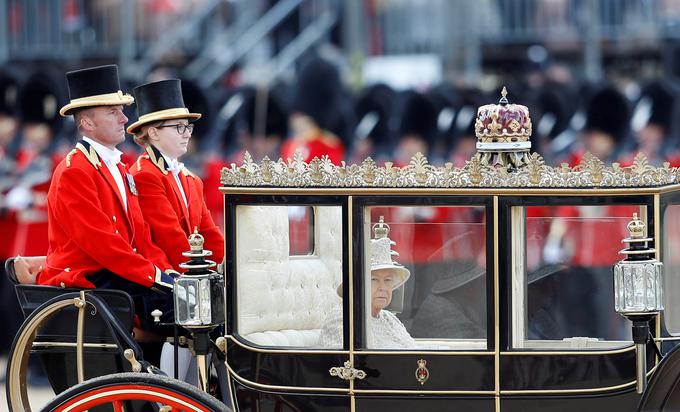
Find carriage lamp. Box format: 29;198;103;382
613;213;663;394
174;228;225;329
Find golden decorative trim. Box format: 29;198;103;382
348;196;355;395
225;361;350;393
60;90;134;116
32;341;118;349
329;361;366;381
127;107;201;134
500;345;635;356
357;350;494;356
220;186;672;196
221;152;678;189
352;389;496;395
7;298;77;411
76;142;102;169
654;194;661;357
493;196;500;405
65;148;77;167
76;291;86;384
501;364;658;395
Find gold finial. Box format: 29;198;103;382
627;213;646;239
188;227;205;251
499;86;509;105
372;216;390;239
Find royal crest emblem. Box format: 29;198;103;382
415;359;429;385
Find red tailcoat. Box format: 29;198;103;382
38;140;171;289
131;145;224;272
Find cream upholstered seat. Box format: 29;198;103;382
236;206;342;347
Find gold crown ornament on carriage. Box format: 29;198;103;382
475;86;532;169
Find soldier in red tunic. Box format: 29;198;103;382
8;72;64;258
37;65;178;331
280;56;346;164
127;79;224;273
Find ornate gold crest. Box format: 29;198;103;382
415;359;429;385
221;151;678;189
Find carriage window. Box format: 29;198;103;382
663;204;680;333
512;205;640;349
361;205;487;350
235;205;343;348
288;206;315;255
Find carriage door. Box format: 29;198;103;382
224;196;351;412
350;196;496;411
500;196;652;412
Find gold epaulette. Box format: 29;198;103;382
136;154;150;172
181;167;196;178
65;149;77;167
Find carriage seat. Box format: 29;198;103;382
236;206;342;348
5;257;138;394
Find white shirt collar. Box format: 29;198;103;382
82;136;123;166
158;148;184;175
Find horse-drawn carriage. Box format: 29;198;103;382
7;93;680;411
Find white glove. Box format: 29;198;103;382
6;186;32;210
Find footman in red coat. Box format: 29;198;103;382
127;79;224;273
38;65;178;331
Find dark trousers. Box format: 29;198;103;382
87;270;175;334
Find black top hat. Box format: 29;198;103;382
60;65;133;116
127;79;201;135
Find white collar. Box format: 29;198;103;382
158;148;184;175
82;136;123;166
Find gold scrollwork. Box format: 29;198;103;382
329;361;366;381
222;151;677;189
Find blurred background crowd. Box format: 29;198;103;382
3;0;680;376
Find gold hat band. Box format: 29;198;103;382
60;90;134;116
137;107;191;123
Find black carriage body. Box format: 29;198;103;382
219;174;680;412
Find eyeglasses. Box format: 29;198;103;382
156;123;194;135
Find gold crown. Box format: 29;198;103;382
188;227;205;251
372;216;390;239
475;87;532;144
627;213;646;239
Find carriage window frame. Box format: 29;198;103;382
504;194;654;350
659;191;680;337
287;206;316;257
353;196;494;352
225;195;349;350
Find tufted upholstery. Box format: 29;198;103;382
236;206;342;347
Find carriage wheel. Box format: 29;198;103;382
6;295;78;412
40;372;230;412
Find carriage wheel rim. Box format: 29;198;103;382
7;298;77;412
51;383;213;412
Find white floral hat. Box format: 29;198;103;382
337;216;410;296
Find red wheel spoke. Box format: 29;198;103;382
113;400;125;412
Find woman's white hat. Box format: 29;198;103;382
337;216;410;296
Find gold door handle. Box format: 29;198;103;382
329;361;366;381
